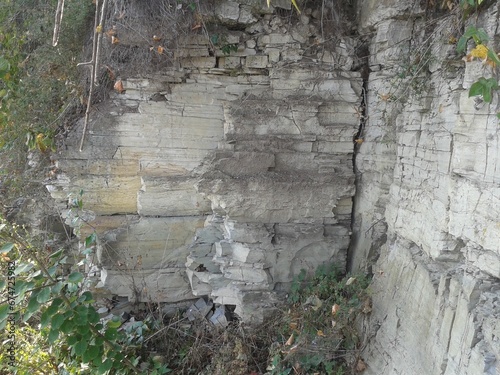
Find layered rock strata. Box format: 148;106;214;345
351;1;500;374
44;0;500;372
47;2;362;322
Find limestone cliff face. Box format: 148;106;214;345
351;1;500;374
46;0;500;373
47;1;361;322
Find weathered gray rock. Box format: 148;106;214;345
197;174;353;223
351;1;500;374
363;240;500;375
100;267;194;303
47;2;500;372
138;177;211;217
48;2;360;326
215;2;240;25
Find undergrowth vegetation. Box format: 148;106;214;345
0;207;171;374
0;216;372;375
0;194;372;374
0;0;91;198
266;266;371;375
144;265;372;375
444;1;500;115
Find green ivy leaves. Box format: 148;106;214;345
0;304;9;322
457;25;500;110
457;26;489;53
0;242;15;254
36;287;51;303
469;77;499;103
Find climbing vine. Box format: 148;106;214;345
456;1;500;116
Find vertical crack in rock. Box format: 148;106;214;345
348;39;370;272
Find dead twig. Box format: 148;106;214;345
144;316;188;343
52;0;65;47
79;0;109;152
94;0;109;86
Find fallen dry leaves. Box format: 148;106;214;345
114;79;124;94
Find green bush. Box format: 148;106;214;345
269;265;371;375
0;208;171;374
0;0;92;194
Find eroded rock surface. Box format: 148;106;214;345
47;1;361;322
46;0;500;372
351;1;500;374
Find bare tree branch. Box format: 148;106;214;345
52;0;65;47
79;0;109;152
94;0;109;86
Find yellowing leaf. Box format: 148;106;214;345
96;24;103;33
36;133;48;153
470;44;488;59
316;330;326;337
157;46;165;55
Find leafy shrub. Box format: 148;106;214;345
269;264;371;375
0;211;171;374
0;0;91;196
